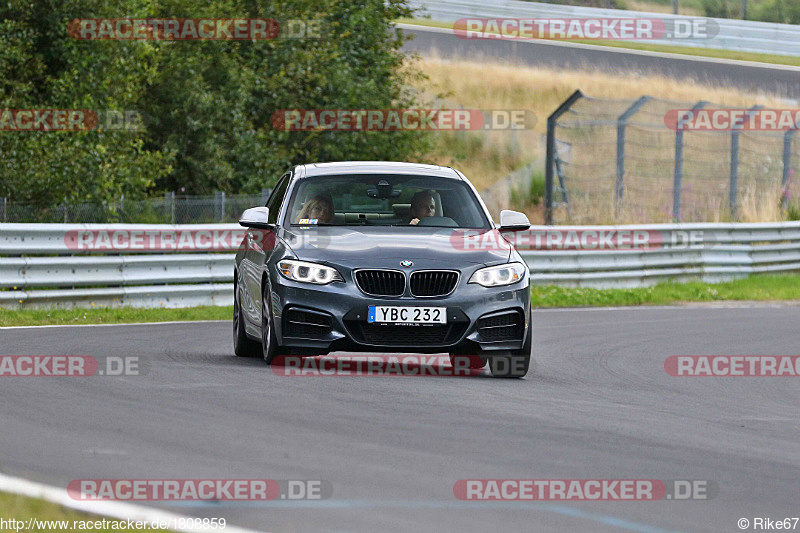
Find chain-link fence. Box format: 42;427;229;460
545;91;800;224
0;191;272;224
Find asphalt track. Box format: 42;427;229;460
400;25;800;101
2;305;800;532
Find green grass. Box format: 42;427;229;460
0;305;231;327
531;273;800;307
0;491;166;532
396;18;800;67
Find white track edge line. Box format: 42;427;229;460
0;472;264;533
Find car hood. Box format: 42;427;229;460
279;226;511;267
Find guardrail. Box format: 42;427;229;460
1;222;800;308
0;224;240;309
408;0;800;56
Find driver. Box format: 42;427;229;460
295;194;334;224
408;190;436;225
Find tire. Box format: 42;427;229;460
261;282;286;365
233;283;261;357
489;313;532;378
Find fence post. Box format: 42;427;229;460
165;191;175;224
783;130;796;211
673;100;707;222
546;89;583;225
214;190;224;222
1;197;6;223
729;105;761;221
616;96;651;216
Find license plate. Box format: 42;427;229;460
368;306;446;324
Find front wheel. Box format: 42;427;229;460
233;284;261;357
261;283;286;365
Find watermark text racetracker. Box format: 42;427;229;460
665;356;800;376
666;109;800;131
0;356;146;377
271;109;536;131
453;17;719;40
454;479;718;501
68;479;333;501
65;228;247;252
271;355;487;377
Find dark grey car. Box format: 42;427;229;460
233;161;532;377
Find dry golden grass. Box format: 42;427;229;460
626;0;703;15
413;56;795;222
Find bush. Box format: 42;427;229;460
701;0;744;18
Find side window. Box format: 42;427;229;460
266;172;291;224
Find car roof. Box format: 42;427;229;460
296;161;462;179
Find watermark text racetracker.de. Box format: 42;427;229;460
67;18;325;40
271;109;536;131
453;17;718;40
454;479;718;501
0;356;146;377
0;517;226;532
68;479;333;501
0;109;146;132
449;228;706;251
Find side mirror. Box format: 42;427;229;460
499;209;531;231
239;206;271;229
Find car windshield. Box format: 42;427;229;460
286;174;491;229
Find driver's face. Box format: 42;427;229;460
309;203;332;221
412;197;435;218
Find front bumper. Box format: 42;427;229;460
270;274;530;354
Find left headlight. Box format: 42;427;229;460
469;262;526;287
278;259;344;285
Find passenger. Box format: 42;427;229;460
408;190;436;225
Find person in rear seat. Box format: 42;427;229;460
408;190;436;225
295;194;334;224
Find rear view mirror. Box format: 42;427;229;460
239;206;271;229
367;179;401;198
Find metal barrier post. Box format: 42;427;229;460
546;89;583;225
673;100;707;222
616;96;651;216
783;130;796;211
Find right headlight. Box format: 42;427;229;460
468;262;526;287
